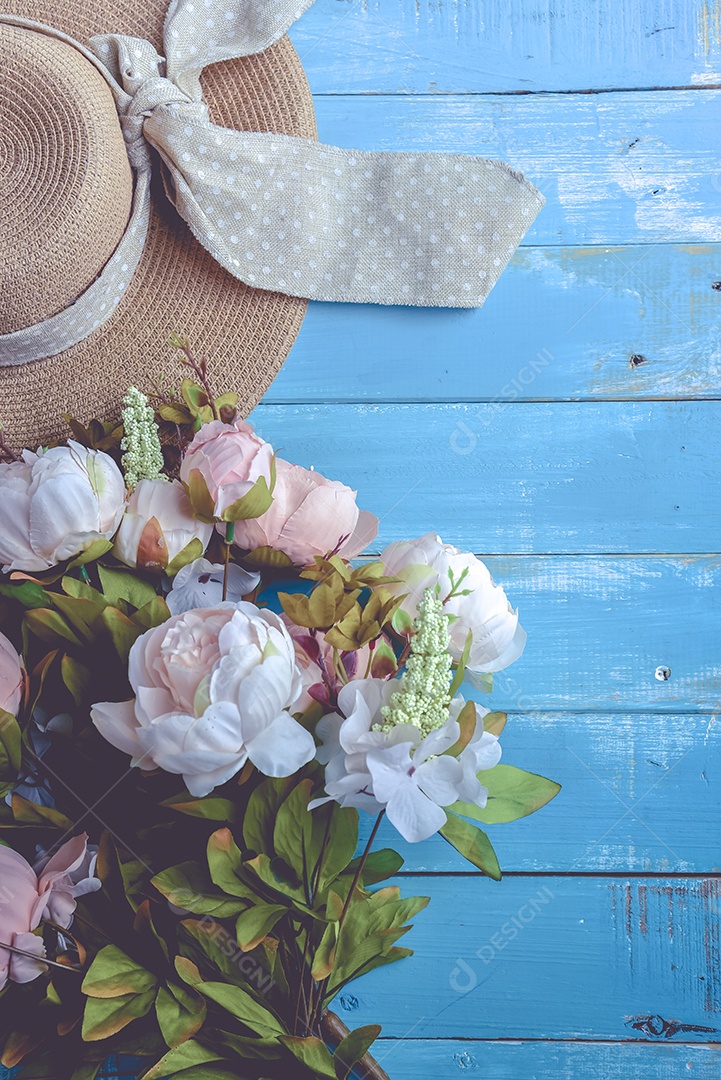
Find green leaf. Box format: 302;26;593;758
244;776;296;853
391;606;413;638
82;944;158;998
220;474;274;523
311;920;338;981
193;980;285;1038
333;1024;382;1080
166;537;206;577
440;815;502;880
185;468;217;523
317;806;359;891
152;861;249;918
453;764;561;825
239;546;294;570
70;1063;103;1080
161;792;237;822
61;653;91;706
50;593;100;642
82;988;157;1041
207;828;257;901
449;630;473;699
133;595;171;630
279;1036;336;1078
100;606;142;661
10;794;73;831
0;708;22;784
155;980;206;1049
483;711;507;737
235;904;287;952
140;1040;223;1080
346;847;404;886
97;565;159;609
24;608;82;647
157;402;195;426
0;579;50;609
68;539;113;568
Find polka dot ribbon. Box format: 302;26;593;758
0;0;545;367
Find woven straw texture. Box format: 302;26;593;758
0;0;317;448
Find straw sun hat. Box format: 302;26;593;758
0;0;544;449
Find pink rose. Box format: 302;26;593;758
283;618;373;712
0;632;23;717
180;420;273;519
0;834;98;990
232;459;378;567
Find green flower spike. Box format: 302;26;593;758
120;387;165;488
377;586;453;738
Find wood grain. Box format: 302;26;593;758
249;402;719;554
332;875;721;1041
356;710;720;873
291;0;721;95
310;90;721;246
353;1041;721;1079
269;243;721;404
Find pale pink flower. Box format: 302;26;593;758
91;602;314;797
0;834;98;990
0;632;23;716
0;444;126;573
179;420;273;519
113;479;212;571
380;533;526;676
232;459;378;567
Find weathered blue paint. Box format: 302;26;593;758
357;710;721;872
310;91;721;246
290;0;721;95
269;244;721;404
334;875;721;1041
249;402;720;555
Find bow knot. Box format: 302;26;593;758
91;33;205;169
0;0;545;371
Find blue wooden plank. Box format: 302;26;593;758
308;90;721;246
291;0;721;95
338;875;721;1040
365;1040;721;1079
472;556;721;714
356;710;721;873
249;402;720;554
268;243;721;404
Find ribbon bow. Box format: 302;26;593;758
0;0;544;367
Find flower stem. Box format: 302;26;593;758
222;521;235;601
0;940;82;974
311;810;385;1031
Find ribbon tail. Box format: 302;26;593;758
164;0;317;92
147;117;544;309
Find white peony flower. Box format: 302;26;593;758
380;532;526;675
113;478;213;572
311;680;502;843
0;443;126;573
166;558;260;615
91;602;314;797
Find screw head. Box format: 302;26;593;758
655;666;671;682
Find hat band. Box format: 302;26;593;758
0;0;545;368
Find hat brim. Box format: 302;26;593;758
0;0;317;448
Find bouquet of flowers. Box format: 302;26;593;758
0;344;559;1079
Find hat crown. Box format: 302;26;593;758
0;23;133;334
